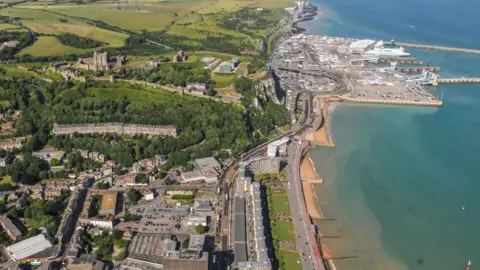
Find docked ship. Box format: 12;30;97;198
364;40;411;57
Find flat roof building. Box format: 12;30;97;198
163;250;209;270
187;235;205;253
5;234;55;262
267;137;289;157
126;233;176;265
232;197;247;266
181;171;206;184
195;157;221;170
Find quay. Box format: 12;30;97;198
378;56;424;65
436;78;480;84
384;41;480;55
338;96;443;107
395;66;440;72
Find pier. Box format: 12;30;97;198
384;41;480;55
436;78;480;84
378;56;424;65
395;66;440;72
338;96;443;107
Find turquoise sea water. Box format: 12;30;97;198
299;0;480;269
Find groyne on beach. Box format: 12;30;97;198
299;98;337;269
299;152;337;270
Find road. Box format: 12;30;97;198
285;139;323;270
213;91;315;270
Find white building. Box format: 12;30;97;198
186;216;207;226
267;137;290;157
79;218;113;229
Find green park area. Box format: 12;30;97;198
270;193;291;214
272;220;296;242
265;183;303;270
279;250;303;270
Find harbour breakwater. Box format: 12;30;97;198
384;41;480;55
337;96;443;107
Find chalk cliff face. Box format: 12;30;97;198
254;77;281;108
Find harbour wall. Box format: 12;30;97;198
338;96;443;107
384;41;480;55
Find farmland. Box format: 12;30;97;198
35;3;202;32
19;36;89;57
0;0;293;55
26;23;127;47
0;23;25;31
0;7;127;47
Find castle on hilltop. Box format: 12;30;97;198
76;52;124;71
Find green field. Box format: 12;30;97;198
278;250;302;270
0;7;69;21
45;3;193;32
26;22;127;47
212;73;236;88
235;62;248;76
197;0;256;14
0;176;14;186
20;36;89;56
269;192;290;214
83;85;193;103
0;23;24;31
0;65;40;78
0;0;291;55
0;7;127;47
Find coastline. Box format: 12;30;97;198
305;98;335;146
299;152;338;270
287;0;480;268
300;155;324;219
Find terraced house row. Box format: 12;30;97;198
53;123;178;136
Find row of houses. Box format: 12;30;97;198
73;149;106;163
132;155;168;173
233;161;273;270
53;123;177;137
0;136;30;150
